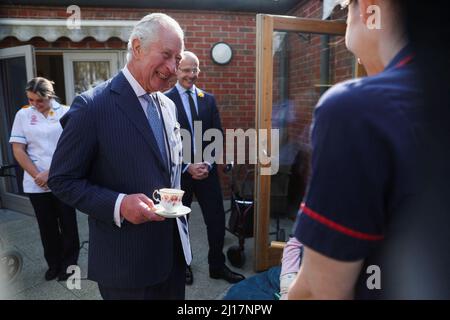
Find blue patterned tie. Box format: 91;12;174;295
142;94;168;168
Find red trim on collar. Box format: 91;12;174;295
395;54;414;69
300;203;385;241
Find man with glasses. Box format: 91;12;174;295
165;51;245;285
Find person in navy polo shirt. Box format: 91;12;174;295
288;0;425;299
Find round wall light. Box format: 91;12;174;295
210;42;233;65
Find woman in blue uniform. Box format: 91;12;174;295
288;0;426;299
10;77;79;281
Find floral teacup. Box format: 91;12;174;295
152;188;185;213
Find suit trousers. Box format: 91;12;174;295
182;169;226;270
97;219;186;300
28;192;80;271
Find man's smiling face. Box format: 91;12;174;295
134;26;183;92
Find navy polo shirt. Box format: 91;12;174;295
294;45;423;299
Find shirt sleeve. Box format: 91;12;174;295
9;110;27;144
114;193;126;227
182;163;191;173
280;237;303;276
295;83;389;262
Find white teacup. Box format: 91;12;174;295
152;188;185;213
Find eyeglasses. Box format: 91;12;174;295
179;67;200;75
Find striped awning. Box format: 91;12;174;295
0;18;137;42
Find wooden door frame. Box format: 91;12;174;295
254;14;348;271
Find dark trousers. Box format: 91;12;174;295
98;219;186;300
28;192;80;271
182;170;226;270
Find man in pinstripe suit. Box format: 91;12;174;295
48;13;189;300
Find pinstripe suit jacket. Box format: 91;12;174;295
48;71;183;288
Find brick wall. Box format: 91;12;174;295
283;0;354;147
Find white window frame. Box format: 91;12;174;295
120;50;128;69
0;45;35;80
63;51;119;105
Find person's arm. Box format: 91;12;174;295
11;143;40;179
288;246;363;300
48;94;118;223
279;237;303;299
10;111;40;180
280;237;303;275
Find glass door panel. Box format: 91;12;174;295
255;14;359;271
0;45;35;214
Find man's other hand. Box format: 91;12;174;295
188;163;209;180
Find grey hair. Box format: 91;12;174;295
25;77;56;100
126;13;184;62
181;51;200;66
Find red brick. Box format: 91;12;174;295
194;20;213;26
17;9;29;17
52;39;70;48
106;38;126;49
195;32;211;38
88;41;106;49
69;41;89;49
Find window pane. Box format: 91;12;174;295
0;56;28;195
269;31;354;242
73;61;110;95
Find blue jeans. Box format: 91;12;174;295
223;266;281;300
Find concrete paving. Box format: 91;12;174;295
0;201;257;300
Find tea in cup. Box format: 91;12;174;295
152;188;185;213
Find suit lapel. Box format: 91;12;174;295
195;89;208;125
111;72;168;174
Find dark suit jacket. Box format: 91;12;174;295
165;86;223;172
48;72;183;289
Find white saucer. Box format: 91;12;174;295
155;204;191;218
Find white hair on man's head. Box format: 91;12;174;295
126;13;184;62
181;51;200;65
